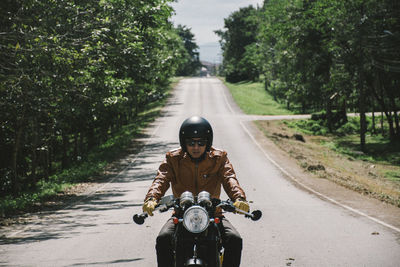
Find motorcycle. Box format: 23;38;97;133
133;191;262;267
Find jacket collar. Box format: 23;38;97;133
179;147;219;161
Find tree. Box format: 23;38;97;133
175;25;201;76
325;0;400;146
0;0;184;195
256;0;400;148
216;5;261;82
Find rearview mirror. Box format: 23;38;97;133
158;195;174;206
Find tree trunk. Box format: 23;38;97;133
341;102;348;124
371;106;376;135
73;132;79;162
79;130;84;155
326;98;333;133
386;112;395;142
87;126;95;150
371;74;387;137
31;143;38;187
357;3;367;152
62;132;69;169
359;109;367;152
43;148;49;181
389;98;400;141
11;120;24;194
30;118;39;187
358;72;367;151
394;111;400;141
48;142;53;176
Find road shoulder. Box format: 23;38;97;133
242;119;400;233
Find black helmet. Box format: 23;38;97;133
179;116;213;152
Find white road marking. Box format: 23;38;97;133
240;121;400;234
219;77;400;234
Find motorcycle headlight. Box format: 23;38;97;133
183;206;209;233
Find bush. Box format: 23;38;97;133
337;121;358;135
311;111;326;121
311;123;322;133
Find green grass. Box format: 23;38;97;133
223;80;293;115
0;79;179;218
385;171;400;181
285;117;400;162
323;135;399;163
283;119;328;136
223;78;399;168
283;116;400;182
321;135;400;187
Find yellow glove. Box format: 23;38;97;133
143;198;158;216
233;198;250;214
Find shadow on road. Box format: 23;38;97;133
68;258;144;266
0;139;177;247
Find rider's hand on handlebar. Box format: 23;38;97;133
233;198;250;214
143;198;158;216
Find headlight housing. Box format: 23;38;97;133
180;191;194;208
197;191;211;207
183;206;209;233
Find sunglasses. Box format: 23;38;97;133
186;139;207;147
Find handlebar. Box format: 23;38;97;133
246;210;262;221
133;212;148;225
218;200;262;221
133;198;262;225
132;202;173;225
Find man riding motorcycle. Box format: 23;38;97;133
142;116;249;267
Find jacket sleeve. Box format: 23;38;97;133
144;153;174;201
219;152;246;201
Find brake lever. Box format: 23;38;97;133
218;200;262;221
217;200;236;212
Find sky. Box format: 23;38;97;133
170;0;264;63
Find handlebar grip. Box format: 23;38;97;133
249;210;262;221
133;213;148;225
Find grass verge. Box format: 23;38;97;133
223;80;293;115
255;120;400;207
0;78;181;219
222;78;399;207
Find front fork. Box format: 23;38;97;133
185;242;205;266
219;247;224;266
173;224;223;267
184;244;223;267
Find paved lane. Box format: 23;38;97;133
1;78;399;266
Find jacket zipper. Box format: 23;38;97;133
194;162;199;195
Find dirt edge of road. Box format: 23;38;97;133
246;119;400;231
0;142;144;227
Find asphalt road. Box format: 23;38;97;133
1;77;400;266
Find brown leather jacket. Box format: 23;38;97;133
144;147;246;202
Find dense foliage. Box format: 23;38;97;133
216;6;261;82
0;0;187;196
175;25;202;76
217;0;400;148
